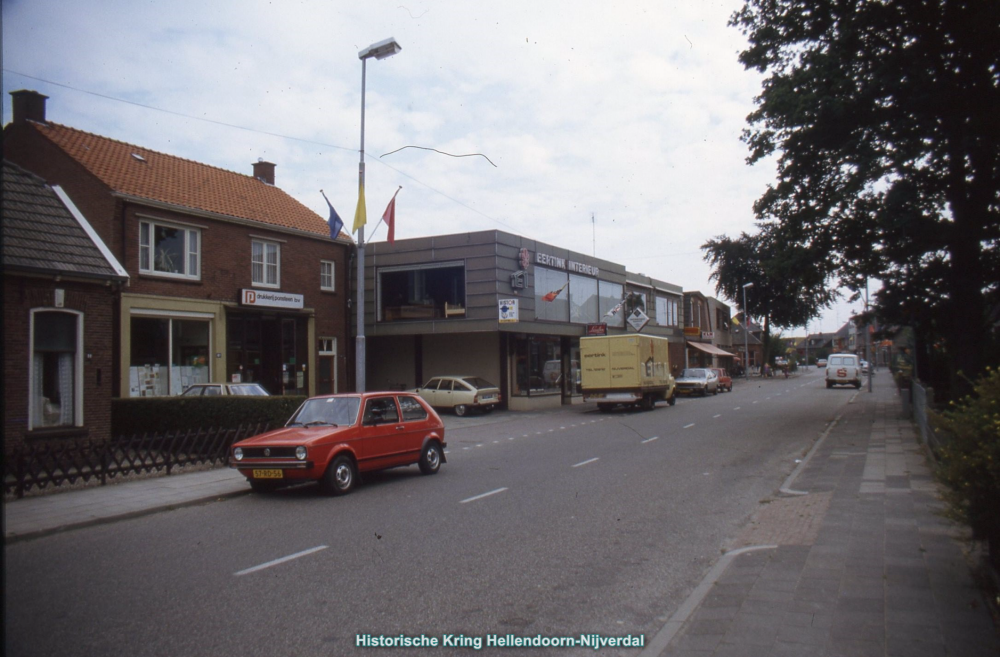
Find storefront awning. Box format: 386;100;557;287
687;341;737;358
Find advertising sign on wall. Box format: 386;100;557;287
499;298;519;323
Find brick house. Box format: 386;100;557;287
2;160;129;451
3;90;352;402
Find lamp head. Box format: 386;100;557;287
360;38;402;60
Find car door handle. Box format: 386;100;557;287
396;425;405;431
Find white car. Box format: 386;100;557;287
181;383;270;396
825;354;861;389
414;376;502;416
674;368;719;396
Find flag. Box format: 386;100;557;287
732;315;741;326
352;181;367;233
542;281;569;302
603;297;626;317
320;190;344;240
382;187;401;244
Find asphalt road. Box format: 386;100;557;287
5;367;857;657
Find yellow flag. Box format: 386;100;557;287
352;182;367;233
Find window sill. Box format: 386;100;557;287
26;426;90;440
138;273;202;285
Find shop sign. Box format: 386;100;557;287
702;332;715;340
499;298;519;323
535;251;600;277
586;323;607;336
683;327;701;337
241;289;304;310
627;308;649;332
518;247;531;270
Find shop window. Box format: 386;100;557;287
598;281;625;327
378;262;465;321
252;240;280;287
30;310;82;429
139;220;200;279
129;316;210;396
320;260;335;291
512;336;562;396
569;274;598;324
535;267;569;322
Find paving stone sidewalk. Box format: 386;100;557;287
662;377;1000;657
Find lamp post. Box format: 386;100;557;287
742;282;754;381
355;37;401;393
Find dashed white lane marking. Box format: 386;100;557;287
641;436;660;444
734;407;741;411
235;545;328;576
572;457;600;468
683;423;696;429
460;487;508;504
713;414;722;419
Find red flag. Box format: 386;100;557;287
382;187;401;244
542;281;569;302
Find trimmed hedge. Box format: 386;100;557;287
112;396;307;438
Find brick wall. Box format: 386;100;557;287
3;276;118;453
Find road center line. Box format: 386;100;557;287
713;414;722;418
460;487;509;504
683;423;696;429
641;436;659;444
572;457;600;468
234;545;328;576
734;407;741;411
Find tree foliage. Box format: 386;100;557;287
730;0;1000;390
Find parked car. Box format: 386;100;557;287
861;360;874;375
816;358;828;368
710;367;733;392
414;376;501;416
674;368;719;396
825;354;862;389
230;392;446;494
181;383;269;396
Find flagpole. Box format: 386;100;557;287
356;56;368;393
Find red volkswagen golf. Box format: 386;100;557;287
231;392;446;495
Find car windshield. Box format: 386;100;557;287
287;397;361;427
682;369;707;378
462;377;497;390
231;384;268;396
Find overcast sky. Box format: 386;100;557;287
2;0;869;333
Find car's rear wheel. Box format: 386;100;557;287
454;404;468;417
419;442;443;475
323;455;356;496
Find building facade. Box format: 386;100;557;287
3;90;351;400
360;231;687;410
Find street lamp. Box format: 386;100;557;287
742;282;754;381
355;37;401;393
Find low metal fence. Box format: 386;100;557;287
911;380;944;459
3;423;270;499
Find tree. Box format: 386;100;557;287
731;0;1000;393
703;225;837;364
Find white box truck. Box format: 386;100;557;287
580;334;676;411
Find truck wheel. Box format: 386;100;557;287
826;381;833;388
641;394;655;411
667;393;676;406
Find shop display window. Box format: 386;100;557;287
535;268;569;322
598;281;625;328
569;274;598;324
378;263;466;321
129;316;210;396
512;336;562;396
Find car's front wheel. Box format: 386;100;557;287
419;442;443;475
454;404;468;417
323;455;356;496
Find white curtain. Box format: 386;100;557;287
57;352;74;425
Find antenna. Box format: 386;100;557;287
592;212;596;256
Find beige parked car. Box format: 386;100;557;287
414;376;501;416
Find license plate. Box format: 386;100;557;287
252;469;283;479
481;395;496;401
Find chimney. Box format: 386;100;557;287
10;90;49;124
252;160;275;185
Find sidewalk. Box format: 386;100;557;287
3;467;248;542
646;375;1000;657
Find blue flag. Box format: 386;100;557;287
321;190;344;239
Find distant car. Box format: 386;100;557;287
230;392;446;494
816;358;828;368
414;376;501;416
181;383;269;396
826;354;861;389
861;360;873;375
675;368;719;396
710;368;733;392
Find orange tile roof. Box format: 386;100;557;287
28;121;347;239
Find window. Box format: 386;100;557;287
364;397;400;424
129;316;210;396
252;240;280;287
320;261;335;291
512;336;562;396
598;281;625;328
139;220;200;279
378;262;465;321
535;267;569;322
30;310;82;429
569;274;598;324
399;396;428;421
